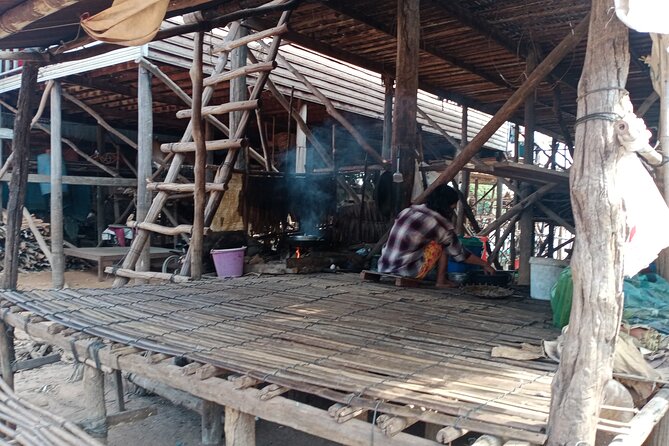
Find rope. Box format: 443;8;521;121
574;112;623;126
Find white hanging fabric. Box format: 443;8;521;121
615;0;669;34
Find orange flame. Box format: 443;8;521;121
295;247;301;259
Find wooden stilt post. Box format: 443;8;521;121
457;106;470;235
382;75;394;161
50;81;65;289
136;63;154;283
414;14;589;204
96;127;106;244
191;31;206;280
2;62;38;290
202;400;223;445
494;179;504;261
518;52;537;286
0;321;15;390
0;104;4;221
82;365;108;442
231;22;248;175
224;406;255;446
393;0;420;207
547;2;629;444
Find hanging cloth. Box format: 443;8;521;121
81;0;169;46
615;0;669;34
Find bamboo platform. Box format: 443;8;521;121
0;273;561;444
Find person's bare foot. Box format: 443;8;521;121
436;280;458;288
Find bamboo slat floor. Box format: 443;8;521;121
0;273;561;443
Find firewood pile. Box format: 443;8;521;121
0;214;89;272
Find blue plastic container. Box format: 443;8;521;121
447;236;483;272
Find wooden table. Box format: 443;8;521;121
64;247;174;281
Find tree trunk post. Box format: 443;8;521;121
231;22;248;172
82;364;108;443
50;81;65;289
547;2;629;444
202;400;223;445
518;52;537;285
392;0;420;208
136;63;153;283
2;63;38;290
224;406;255;446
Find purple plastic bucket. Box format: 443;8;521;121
211;247;246;278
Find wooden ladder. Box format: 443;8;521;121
111;2;295;286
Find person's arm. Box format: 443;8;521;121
464;254;496;275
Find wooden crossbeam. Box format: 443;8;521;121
160;138;247;153
104;267;191;283
203;61;276;87
147;182;227;193
213;24;288;54
176;100;259;119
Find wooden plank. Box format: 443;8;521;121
160;138;246;153
104;267;191;283
106;406;157;427
214;23;289;53
12;353;60;372
0;174;137;187
203;61;276;88
609;389;669;446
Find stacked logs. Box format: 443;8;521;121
0;214;51;272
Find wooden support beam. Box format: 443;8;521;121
12;352;60;372
161;138;247;153
436;426;469;443
126;220;196;237
0;174;137;187
3;63;37;291
0;0;80;39
202;401;223;445
536;203;575;234
82;365;108;442
382;76;394;161
225;406;255;446
177;100;259;119
478;183;556;236
107;406;157;427
214;23;288;54
191;31;206;281
489;213;522;266
413;15;590;205
376;414;418;436
136;65;153;284
147;182;227;193
268;45;386;166
62;92;137;150
258;384;289;401
203;61;276;88
0;98;119;178
609;389;669;446
648;394;669;446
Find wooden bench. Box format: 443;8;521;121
64;247;174;281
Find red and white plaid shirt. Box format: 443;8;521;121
378;204;469;277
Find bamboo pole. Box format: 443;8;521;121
413;14;590;205
191;31;206;280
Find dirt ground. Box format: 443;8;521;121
12;268;339;446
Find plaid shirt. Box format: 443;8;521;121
378;204;469;277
